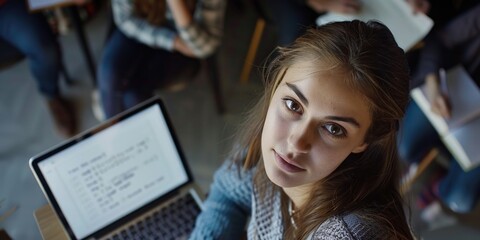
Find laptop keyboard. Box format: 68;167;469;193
108;193;201;240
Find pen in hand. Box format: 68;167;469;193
439;68;448;95
434;68;452;119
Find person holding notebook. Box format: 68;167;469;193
398;0;480;217
189;20;414;239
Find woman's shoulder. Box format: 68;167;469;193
211;156;255;193
311;212;388;240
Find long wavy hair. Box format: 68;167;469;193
133;0;196;26
231;20;413;239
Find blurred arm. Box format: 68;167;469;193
168;0;227;58
189;159;252;239
425;72;451;118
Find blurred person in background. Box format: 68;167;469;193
98;0;226;119
0;0;77;137
398;0;480;218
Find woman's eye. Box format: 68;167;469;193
324;123;346;137
284;99;302;113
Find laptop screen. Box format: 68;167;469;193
31;98;190;239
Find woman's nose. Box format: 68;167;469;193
287;121;314;153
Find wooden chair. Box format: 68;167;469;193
240;17;266;84
401;148;440;196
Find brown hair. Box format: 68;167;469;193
133;0;167;26
133;0;196;26
231;20;413;239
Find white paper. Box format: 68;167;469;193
316;0;434;51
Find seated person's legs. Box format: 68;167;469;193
399;101;480;214
0;0;76;137
98;30;200;118
0;38;23;64
439;160;480;213
397;101;443;164
122;50;200;110
98;30;149;118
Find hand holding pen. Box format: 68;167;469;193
425;68;452;119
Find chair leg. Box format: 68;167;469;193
240;18;265;84
401;148;439;196
206;55;225;114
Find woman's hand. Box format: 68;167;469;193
167;0;196;57
306;0;361;14
425;73;451;119
174;36;195;57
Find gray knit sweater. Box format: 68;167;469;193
189;160;386;239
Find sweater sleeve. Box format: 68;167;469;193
177;0;227;58
112;0;176;51
189;159;253;239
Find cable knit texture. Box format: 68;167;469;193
189;159;387;239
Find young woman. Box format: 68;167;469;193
98;0;226;118
189;20;414;239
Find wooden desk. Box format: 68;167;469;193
34;205;68;240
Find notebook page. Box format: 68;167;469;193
444;117;480;171
412;65;480;136
316;0;433;51
444;65;480;128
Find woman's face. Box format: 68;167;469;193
261;61;372;190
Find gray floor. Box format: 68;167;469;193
1;3;479;240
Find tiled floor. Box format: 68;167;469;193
1;2;479;239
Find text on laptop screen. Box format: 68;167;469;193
37;104;189;239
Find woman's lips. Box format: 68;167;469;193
273;151;305;173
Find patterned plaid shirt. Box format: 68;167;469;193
112;0;226;58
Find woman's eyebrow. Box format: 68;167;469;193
285;82;361;128
286;82;308;106
325;116;361;128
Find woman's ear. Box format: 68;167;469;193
352;142;368;153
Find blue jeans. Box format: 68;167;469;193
397;101;444;163
0;0;62;98
98;30;200;118
398;101;480;213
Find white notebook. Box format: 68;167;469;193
411;65;480;171
316;0;434;51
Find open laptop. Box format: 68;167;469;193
29;96;204;240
